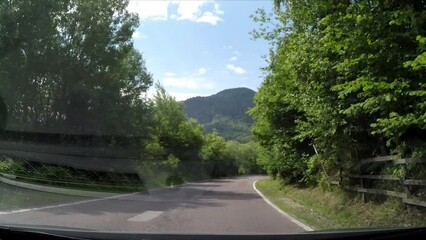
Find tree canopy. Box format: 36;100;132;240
0;0;152;135
251;0;426;184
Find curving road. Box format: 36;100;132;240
0;176;306;234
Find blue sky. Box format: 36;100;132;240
128;0;274;100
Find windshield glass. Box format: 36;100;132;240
0;0;425;234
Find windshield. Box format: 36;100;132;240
0;0;425;235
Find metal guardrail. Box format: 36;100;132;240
0;134;144;191
0;141;139;173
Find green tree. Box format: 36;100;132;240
224;141;259;175
0;0;152;135
139;84;206;182
147;84;204;163
201;132;237;177
251;0;426;185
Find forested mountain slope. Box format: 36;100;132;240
183;88;255;143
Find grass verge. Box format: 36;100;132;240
256;178;426;230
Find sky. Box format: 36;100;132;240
127;0;274;100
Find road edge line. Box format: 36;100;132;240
0;174;118;198
0;179;212;215
0;179;220;215
253;179;314;231
0;192;139;215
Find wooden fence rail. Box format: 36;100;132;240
333;155;426;209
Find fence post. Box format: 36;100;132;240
338;158;343;188
401;163;412;213
355;148;366;202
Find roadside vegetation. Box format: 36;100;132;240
250;0;426;226
256;179;425;230
250;0;426;186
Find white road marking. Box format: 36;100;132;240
0;182;193;216
0;192;139;215
127;211;163;222
253;179;314;231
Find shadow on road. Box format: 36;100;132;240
30;178;260;217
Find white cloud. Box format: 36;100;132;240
127;0;223;25
143;86;208;101
197;67;207;75
214;3;224;15
229;56;237;61
233;50;241;55
176;1;223;25
163;77;213;90
223;45;233;49
143;79;210;100
132;31;140;38
142;87;157;99
226;64;246;75
127;1;169;20
196;11;222;25
169;92;208;101
132;31;148;39
176;1;206;21
165;72;176;77
163;67;213;90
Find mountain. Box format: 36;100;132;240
183;88;256;143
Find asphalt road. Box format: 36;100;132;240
0;176;306;234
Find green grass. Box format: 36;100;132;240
256;178;426;230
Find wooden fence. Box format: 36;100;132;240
332;155;426;209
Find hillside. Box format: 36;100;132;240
183;88;255;143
